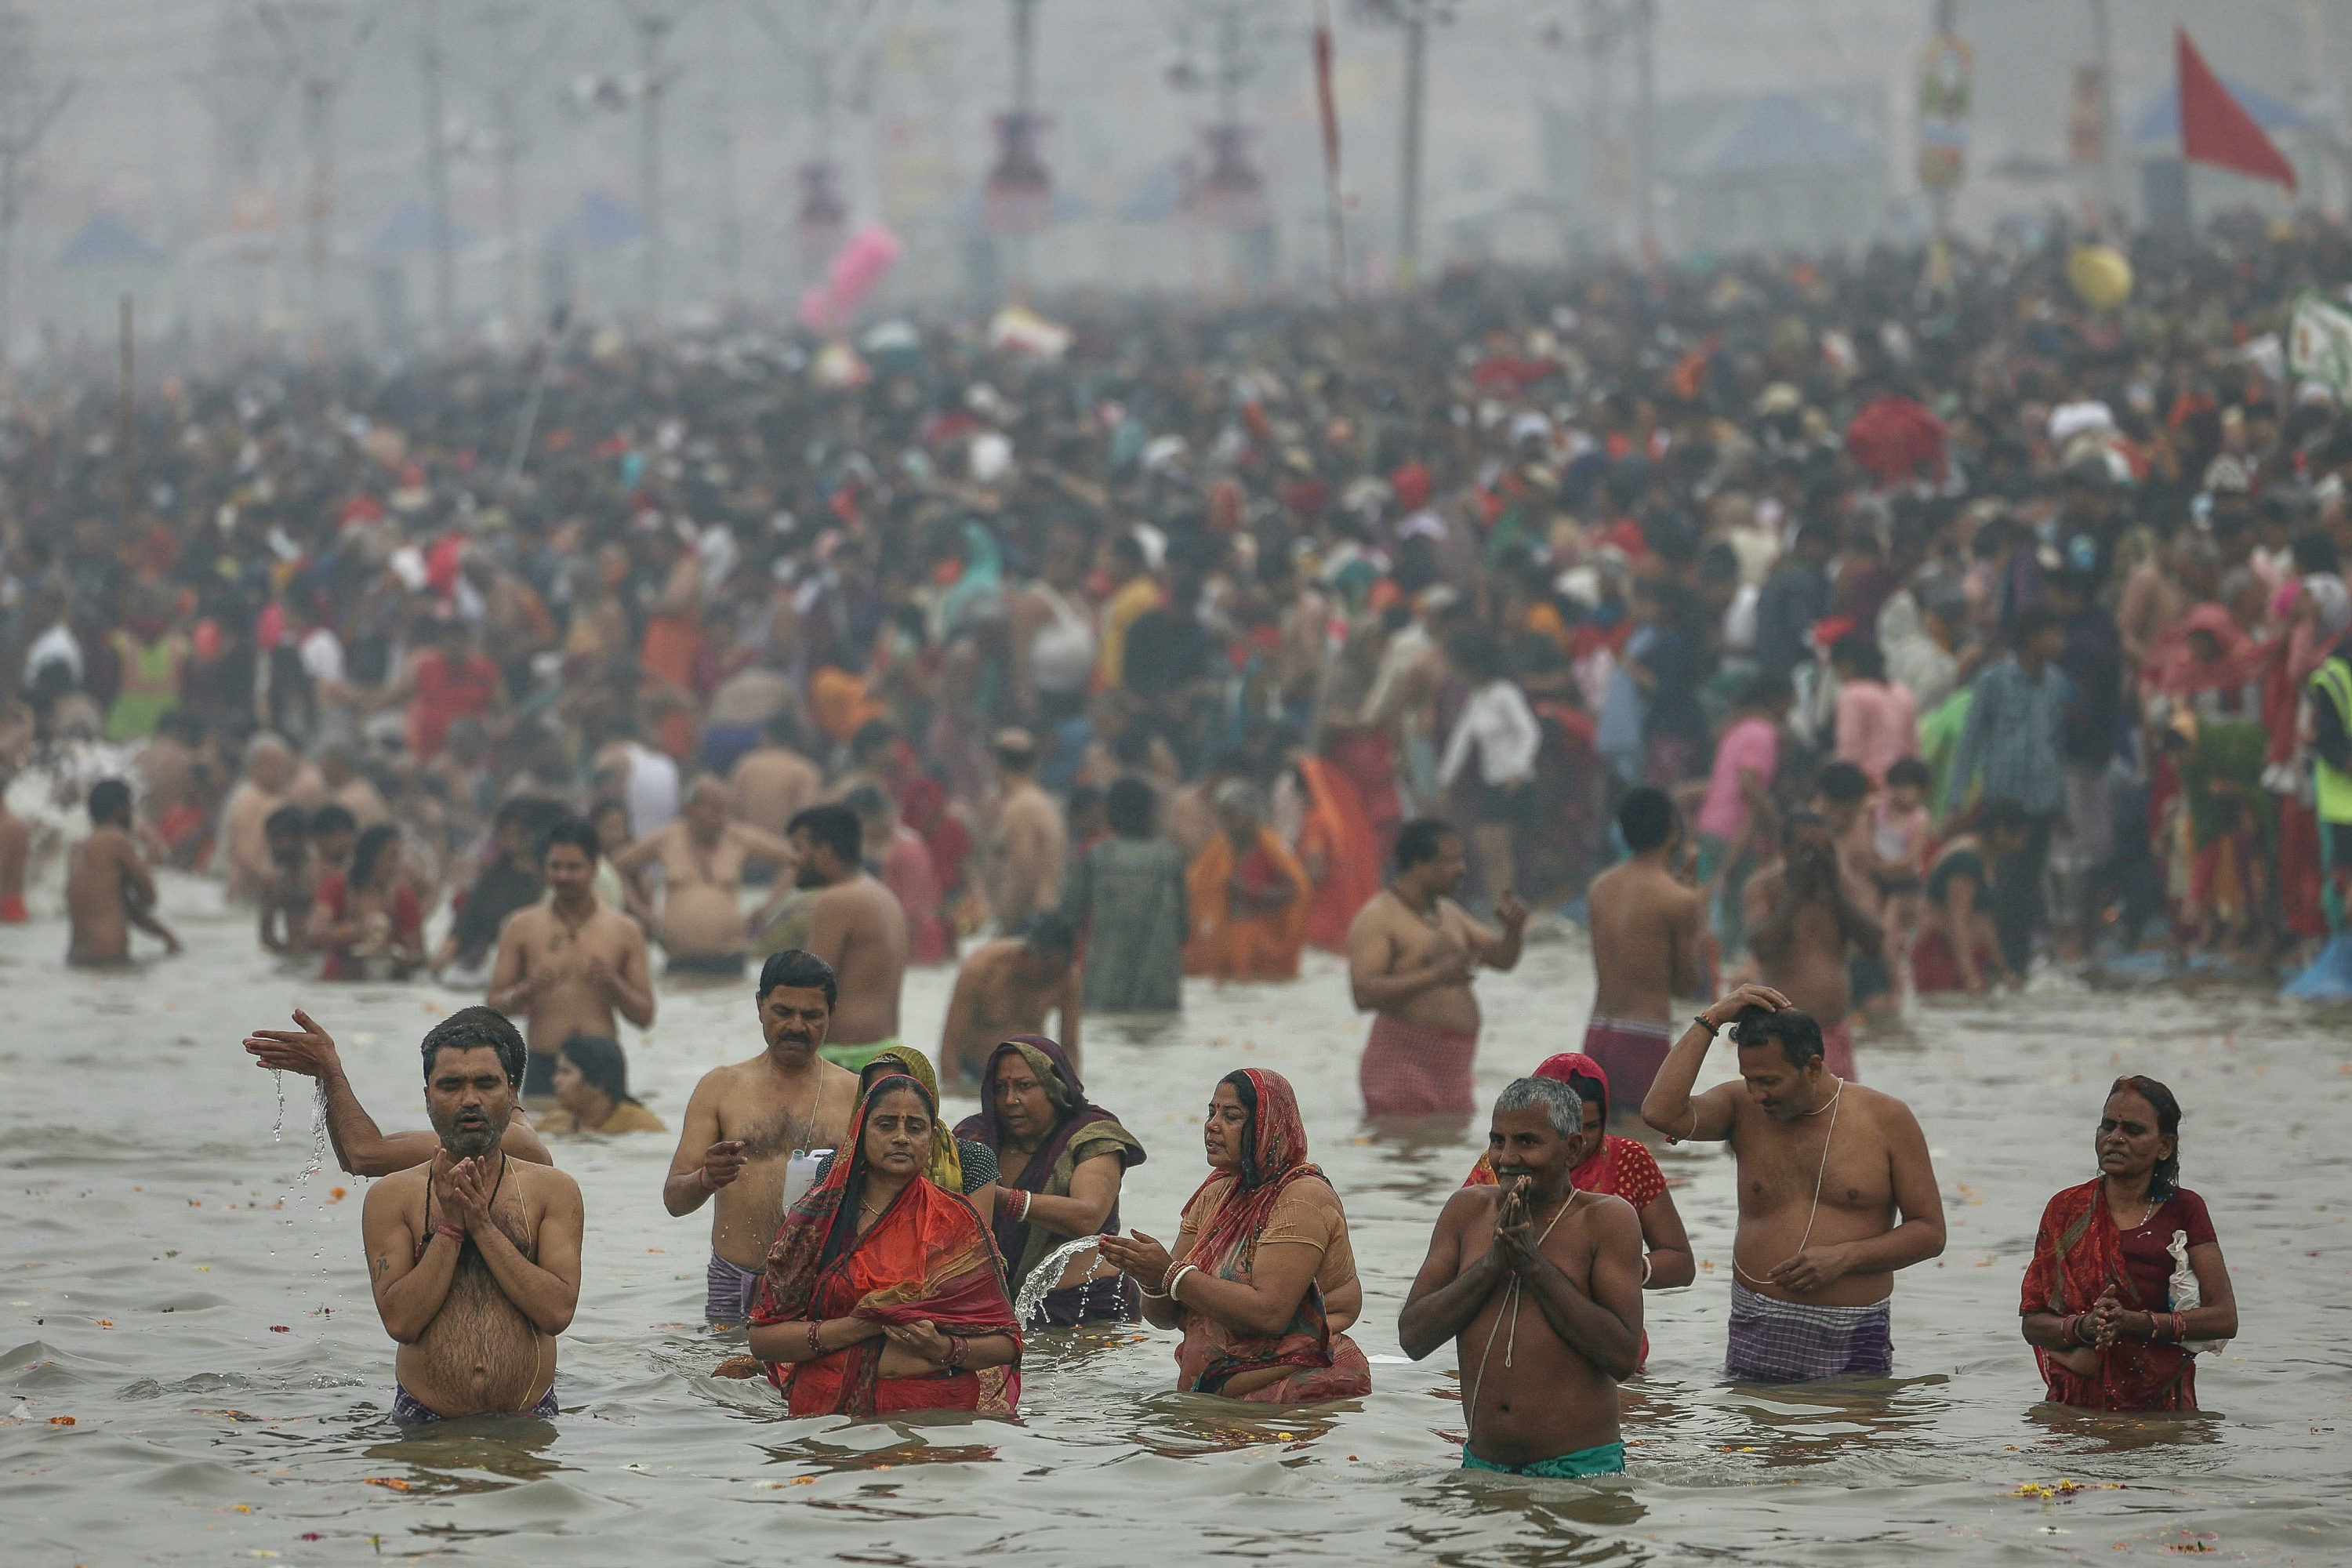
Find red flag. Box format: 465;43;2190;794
2176;27;2296;193
1313;19;1340;178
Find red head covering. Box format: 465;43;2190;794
752;1074;1021;1416
1183;1069;1319;1279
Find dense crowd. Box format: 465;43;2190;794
7;211;2352;1008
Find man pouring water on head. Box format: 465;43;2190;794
1642;985;1946;1381
662;950;862;1325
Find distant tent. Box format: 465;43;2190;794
950;183;1091;231
368;201;480;258
546;191;641;252
1686;94;1875;179
2129;71;2310;148
58;212;164;267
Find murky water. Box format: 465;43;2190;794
5;874;2349;1566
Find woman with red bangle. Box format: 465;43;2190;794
2019;1076;2238;1412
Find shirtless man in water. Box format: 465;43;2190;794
662;949;862;1324
67;779;180;966
245;1008;550;1175
1399;1075;1643;1476
1583;786;1708;1117
1347;818;1526;1118
774;803;908;1069
361;1008;582;1420
614;778;796;977
1743;812;1882;1080
488;817;655;1104
938;912;1082;1082
1642;984;1944;1382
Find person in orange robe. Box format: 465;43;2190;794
1292;753;1383;953
1185;782;1310;982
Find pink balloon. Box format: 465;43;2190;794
799;224;903;334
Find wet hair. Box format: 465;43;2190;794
87;778;132;826
994;735;1040;771
350;823;402;887
1564;1070;1608;1126
1217;1069;1266;1187
757;947;838;1008
264;803;309;840
308;803;358;838
421;1005;528;1087
788;803;862;867
1732;1007;1826;1067
1024;909;1077;961
1828;633;1883;681
541;815;601;865
1886;757;1932;792
1106;775;1157;837
2109;1075;2183;1196
1817;761;1871;807
1617;786;1676;852
1394;816;1457;874
558;1033;638;1105
1495;1075;1584;1140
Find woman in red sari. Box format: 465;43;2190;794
1099;1069;1371;1404
1461;1052;1694;1370
2020;1076;2238;1413
748;1075;1022;1417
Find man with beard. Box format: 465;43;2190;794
1642;985;1945;1382
768;804;908;1069
360;1007;583;1420
1399;1075;1643;1476
662;949;862;1324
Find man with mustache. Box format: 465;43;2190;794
662;949;862;1325
1399;1075;1644;1476
1642;984;1946;1381
359;1007;583;1421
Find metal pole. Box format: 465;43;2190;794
1008;0;1039;292
118;294;135;529
1633;0;1657;259
305;77;332;329
635;10;670;325
1314;0;1345;298
1398;1;1425;288
419;0;456;339
1932;0;1955;244
2086;0;2114;230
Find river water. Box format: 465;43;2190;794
5;873;2348;1566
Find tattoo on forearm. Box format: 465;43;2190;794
371;1250;388;1283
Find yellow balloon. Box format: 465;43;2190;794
2067;245;2133;310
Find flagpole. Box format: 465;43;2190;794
1314;0;1345;299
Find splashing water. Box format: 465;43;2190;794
1012;1236;1106;1326
271;1070;285;1142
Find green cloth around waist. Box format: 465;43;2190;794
1460;1440;1626;1478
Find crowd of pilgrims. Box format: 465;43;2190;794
0;211;2298;1443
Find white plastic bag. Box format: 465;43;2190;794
2165;1229;2230;1356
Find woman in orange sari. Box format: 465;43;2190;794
748;1075;1022;1417
1185;782;1310;981
1099;1069;1371;1404
1460;1052;1694;1370
2019;1076;2237;1412
1292;753;1383;953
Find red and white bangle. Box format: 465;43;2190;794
1004;1189;1033;1224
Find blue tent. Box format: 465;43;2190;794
57;212;163;267
1688;95;1876;180
2130;72;2311;148
368;201;480;257
546;191;642;252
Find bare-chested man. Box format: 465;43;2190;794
728;711;822;838
662;949;862;1323
1400;1075;1643;1475
938;912;1082;1083
1347;817;1526;1119
1742;812;1882;1080
614;777;796;978
361;1008;582;1420
488;816;655;1105
222;734;303;902
67;779;180;966
773;803;908;1069
1583;786;1708;1119
988;728;1066;934
1642;984;1944;1382
245;1007;552;1175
